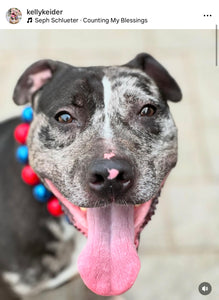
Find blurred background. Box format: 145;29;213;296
0;30;218;300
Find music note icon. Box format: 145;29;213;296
27;17;32;23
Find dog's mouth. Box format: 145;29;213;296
45;179;162;296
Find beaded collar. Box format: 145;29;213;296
14;106;64;218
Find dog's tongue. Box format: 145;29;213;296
77;203;140;296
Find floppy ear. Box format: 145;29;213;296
124;53;182;102
13;59;58;105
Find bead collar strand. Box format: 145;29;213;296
14;106;64;218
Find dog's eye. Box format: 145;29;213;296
139;104;156;117
55;112;74;123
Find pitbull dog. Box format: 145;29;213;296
0;53;182;299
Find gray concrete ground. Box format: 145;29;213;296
0;30;218;300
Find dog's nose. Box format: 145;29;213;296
88;159;134;198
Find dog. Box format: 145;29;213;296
0;53;182;299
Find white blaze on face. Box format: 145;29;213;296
102;76;113;139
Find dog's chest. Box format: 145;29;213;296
3;217;85;296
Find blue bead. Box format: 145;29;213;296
22;107;33;123
16;145;28;164
33;184;52;203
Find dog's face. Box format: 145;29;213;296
13;53;182;296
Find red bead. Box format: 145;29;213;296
47;197;63;217
21;165;40;185
14;123;30;144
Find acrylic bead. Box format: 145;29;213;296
21;165;40;185
47;197;63;217
14;123;30;144
33;184;52;203
16;145;28;164
22;106;33;123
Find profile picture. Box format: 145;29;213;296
6;8;22;24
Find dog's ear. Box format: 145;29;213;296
124;53;182;102
13;60;59;105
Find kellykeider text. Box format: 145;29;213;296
27;9;63;16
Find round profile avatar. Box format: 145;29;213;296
6;8;22;24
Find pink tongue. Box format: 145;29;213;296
77;204;140;296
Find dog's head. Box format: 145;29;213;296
13;53;182;296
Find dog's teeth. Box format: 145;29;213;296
135;204;141;207
80;207;87;211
